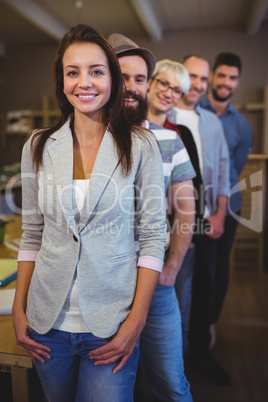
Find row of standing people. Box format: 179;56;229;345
12;23;252;401
108;31;251;397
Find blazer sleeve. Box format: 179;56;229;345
134;133;167;271
18;136;44;260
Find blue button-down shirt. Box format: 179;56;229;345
168;105;230;217
199;96;252;214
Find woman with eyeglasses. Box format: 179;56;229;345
147;59;188;126
147;59;205;354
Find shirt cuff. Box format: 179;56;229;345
18;250;39;262
137;256;163;273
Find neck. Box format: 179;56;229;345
73;111;106;145
177;98;195;111
147;108;166;127
208;92;230;116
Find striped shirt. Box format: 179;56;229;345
145;120;196;249
145;120;196;195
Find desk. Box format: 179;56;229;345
0;216;42;402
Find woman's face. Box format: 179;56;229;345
63;42;112;119
147;70;182;115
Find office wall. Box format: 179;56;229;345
0;42;57;112
0;43;57;165
136;25;268;154
0;25;268;164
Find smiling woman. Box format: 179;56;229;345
62;41;113;178
12;24;166;402
62;42;112;124
147;58;190;127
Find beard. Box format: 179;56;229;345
124;92;148;126
212;86;233;102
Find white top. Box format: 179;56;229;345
173;108;203;173
173;107;209;217
53;179;90;332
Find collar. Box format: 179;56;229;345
200;95;235;115
164;116;177;131
195;104;203;115
225;102;236;114
50;115;73;140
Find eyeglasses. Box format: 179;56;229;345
153;78;183;97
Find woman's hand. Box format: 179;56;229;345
90;267;159;373
89;315;142;374
13;311;51;363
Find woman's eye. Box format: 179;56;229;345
66;70;77;77
92;69;104;76
160;80;168;87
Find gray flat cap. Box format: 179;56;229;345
108;33;156;79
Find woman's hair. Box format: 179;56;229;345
151;59;191;95
31;24;133;174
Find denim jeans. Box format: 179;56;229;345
175;247;195;354
139;284;193;402
30;329;139;402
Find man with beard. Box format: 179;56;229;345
108;33;195;401
168;55;231;386
199;53;252;344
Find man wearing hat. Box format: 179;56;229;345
108;33;194;402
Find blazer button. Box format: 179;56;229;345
73;235;78;242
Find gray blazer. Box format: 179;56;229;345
20;118;166;337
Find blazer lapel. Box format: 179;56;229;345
79;129;120;229
47;119;77;232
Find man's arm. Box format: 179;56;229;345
205;119;229;239
205;195;228;239
159;180;195;286
234;122;252;175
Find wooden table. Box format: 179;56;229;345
0;216;41;402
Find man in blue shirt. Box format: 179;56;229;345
168;54;231;386
199;52;252;343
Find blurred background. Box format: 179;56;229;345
0;0;268;162
0;1;268;401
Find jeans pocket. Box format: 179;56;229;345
28;328;39;340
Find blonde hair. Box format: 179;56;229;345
152;59;191;94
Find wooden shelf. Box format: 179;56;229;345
234;85;268;154
1;96;59;149
230;155;268;272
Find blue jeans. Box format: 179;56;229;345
139;284;193;402
30;329;139;402
175;247;195;354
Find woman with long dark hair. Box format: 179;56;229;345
12;24;166;402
